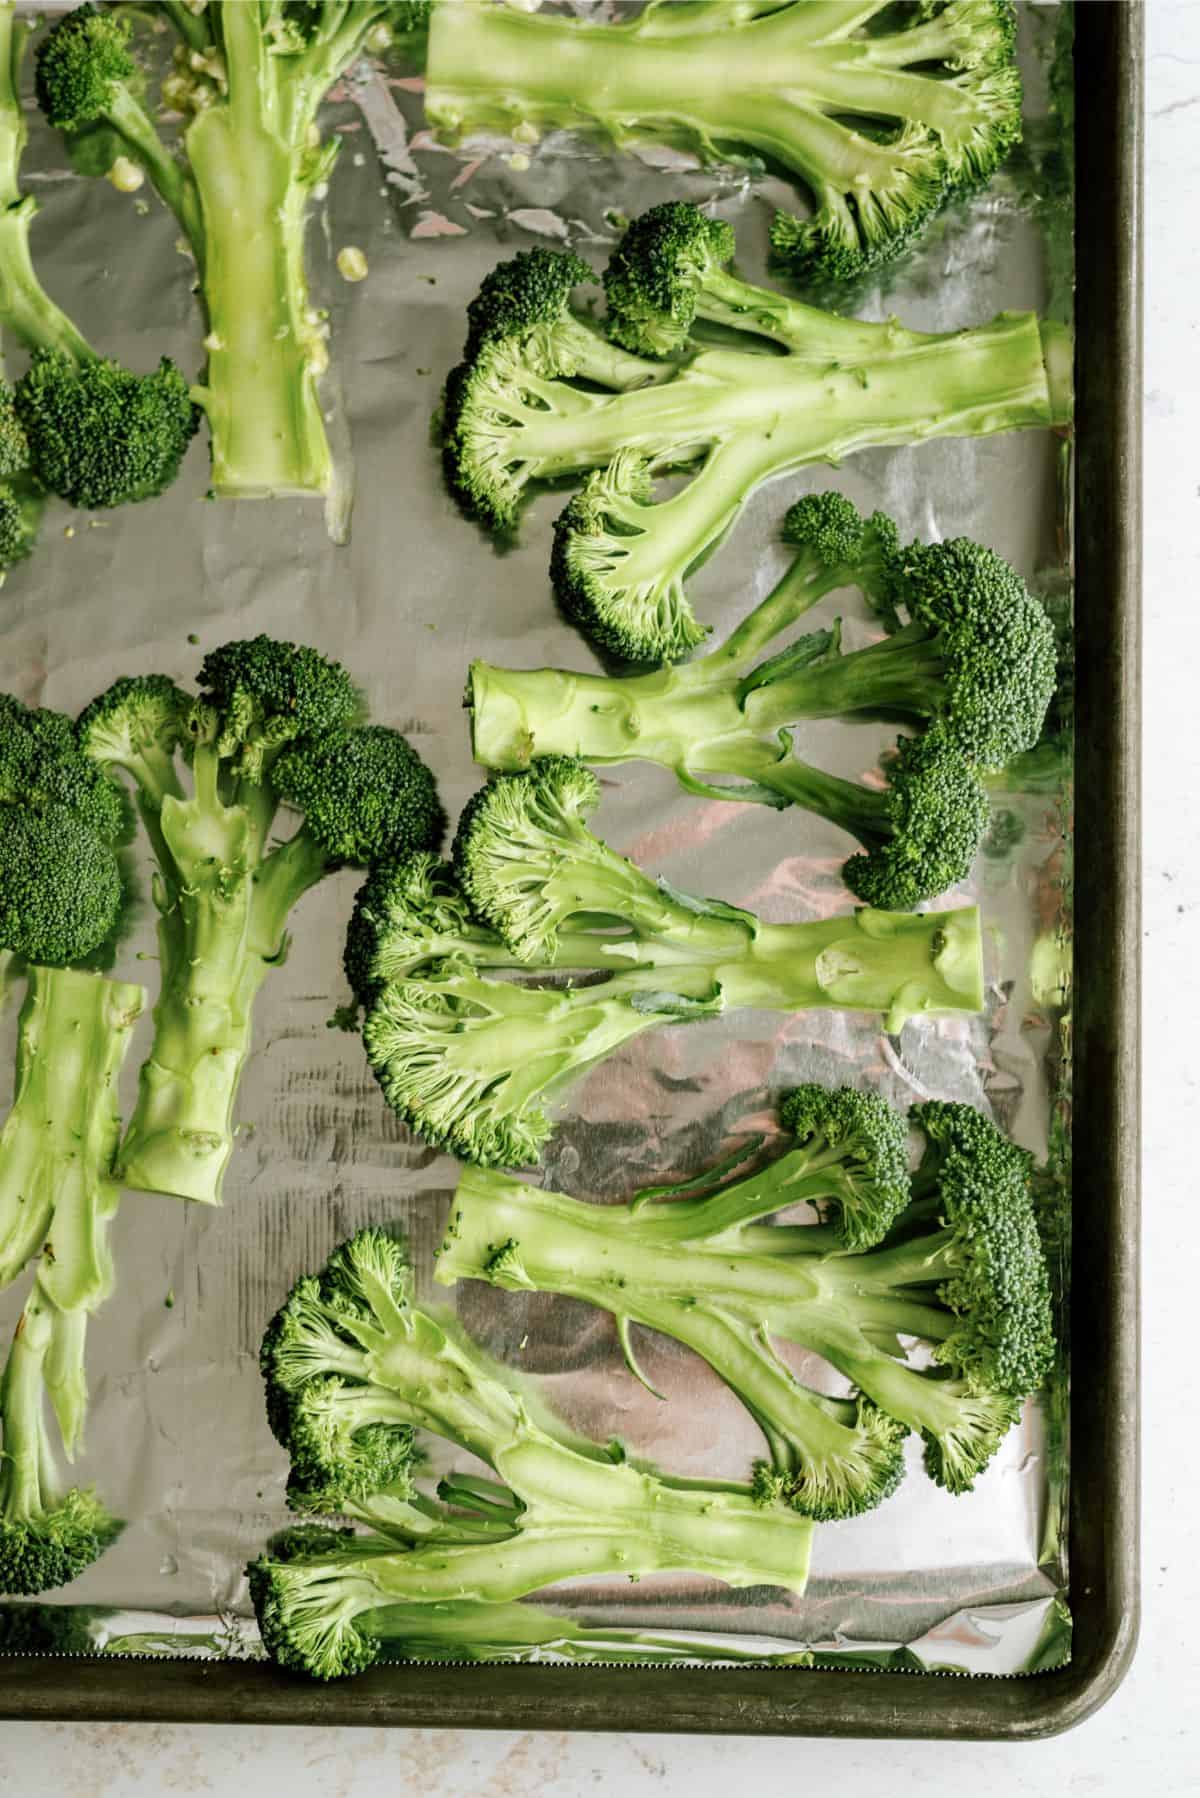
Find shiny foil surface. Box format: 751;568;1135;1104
0;3;1072;1675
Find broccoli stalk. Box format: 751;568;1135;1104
0;1277;123;1595
78;650;446;1208
424;1;1023;285
32;3;425;509
356;762;984;1169
443;209;1062;662
77;647;444;1206
253;1229;811;1680
440;1098;1054;1501
0;3;197;516
470;493;1053;907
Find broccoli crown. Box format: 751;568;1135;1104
899;537;1057;766
452;756;601;960
343;852;491;1007
0;1486;121;1597
550;450;708;663
779;1082;910;1251
75;674;188;775
603;202;735;358
261;1232;421;1504
273;725;444;868
266;1523;359;1565
0;1600;103;1656
462;247;593;360
842;727;991;911
0;803;123;964
0;693;126;843
751;1396;909;1522
0;485;41;571
33;3;135;132
14;351;198;512
246;1551;382;1682
912;1100;1054;1398
782;492;901;591
196;636;359;774
363;969;554;1169
920;1384;1023;1495
0;386;29;481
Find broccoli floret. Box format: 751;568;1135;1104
252;1227;813;1679
445;208;1061;663
0;481;43;571
361;765;984;1166
441;1094;1054;1503
14;350;197;511
273;726;445;867
0;382;28;477
424;2;1021;288
0;1286;122;1595
0;805;121;968
471;500;1048;906
32;2;135;132
78;641;442;1206
442;249;668;536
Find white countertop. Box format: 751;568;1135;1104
0;6;1193;1792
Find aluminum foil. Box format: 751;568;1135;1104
0;3;1072;1675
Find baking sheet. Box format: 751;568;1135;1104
0;1;1072;1673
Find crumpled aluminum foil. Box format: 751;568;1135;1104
0;2;1071;1676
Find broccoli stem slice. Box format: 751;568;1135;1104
182;2;333;499
0;968;144;1299
0;9;92;364
424;1;1002;195
0;1284;53;1525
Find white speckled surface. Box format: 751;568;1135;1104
0;5;1190;1789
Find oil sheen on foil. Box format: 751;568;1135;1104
0;2;1072;1675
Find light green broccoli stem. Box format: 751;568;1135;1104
183;3;333;498
118;761;328;1206
0;6;91;363
439;1167;878;1475
469;544;844;774
0;1282;54;1523
0;968;144;1298
439;1167;970;1451
424;1;996;199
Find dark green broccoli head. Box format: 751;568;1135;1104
0;386;29;480
247;1551;380;1681
911;1100;1054;1398
452;757;600;963
195;637;359;777
842;728;990;911
603;202;735;358
462;247;593;360
0;803;123;964
779;1083;910;1251
782;492;901;590
769;143;946;290
33;3;136;132
0;1487;122;1597
751;1395;909;1522
76;674;187;779
343;852;488;1008
898;538;1057;767
0;483;41;571
551;451;708;663
14;351;198;511
273;725;444;868
0;693;127;842
0;1600;103;1655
